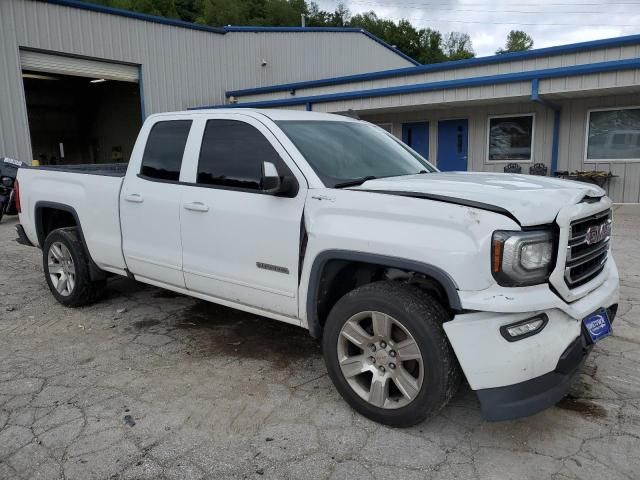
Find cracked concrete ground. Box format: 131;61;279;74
1;205;639;480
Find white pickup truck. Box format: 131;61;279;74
15;109;618;426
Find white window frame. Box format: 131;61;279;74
486;113;535;163
584;105;640;163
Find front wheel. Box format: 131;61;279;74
43;227;106;307
322;281;461;427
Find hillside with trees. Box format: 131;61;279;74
86;0;486;64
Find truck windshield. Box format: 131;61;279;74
276;120;436;188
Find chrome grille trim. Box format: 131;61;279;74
566;238;610;262
564;209;611;288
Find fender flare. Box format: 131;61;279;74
34;201;106;281
305;249;462;338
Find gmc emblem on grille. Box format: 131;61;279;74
585;222;611;245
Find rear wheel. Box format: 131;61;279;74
43;228;106;307
322;281;461;427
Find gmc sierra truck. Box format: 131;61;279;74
15;109;618;426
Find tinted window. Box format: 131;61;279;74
140;120;192;181
276;121;434;188
197;120;281;190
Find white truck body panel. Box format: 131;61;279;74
17;168;126;271
176;114;308;318
353;172;606;227
16;108;619;420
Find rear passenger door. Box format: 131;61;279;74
120;117;195;287
179;114;307;318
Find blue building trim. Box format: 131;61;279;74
196;58;640;110
46;0;226;34
225;26;361;33
359;30;420;66
531;78;561;175
530;78;560;110
227;33;640;98
44;1;418;65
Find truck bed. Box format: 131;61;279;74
27;163;128;177
17;163;128;271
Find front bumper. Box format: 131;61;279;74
476;307;619;421
444;257;619;421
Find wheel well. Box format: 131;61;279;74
311;259;455;337
35;206;77;246
34;203;108;282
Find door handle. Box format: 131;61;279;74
124;193;144;203
184;202;209;212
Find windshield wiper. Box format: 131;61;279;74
333;176;377;188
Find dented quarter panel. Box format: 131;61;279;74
298;187;519;324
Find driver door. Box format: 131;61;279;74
179;114;307;318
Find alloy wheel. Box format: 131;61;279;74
337;311;424;409
47;241;76;296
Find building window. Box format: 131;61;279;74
487;114;534;162
586;107;640;161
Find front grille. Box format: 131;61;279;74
564;209;611;288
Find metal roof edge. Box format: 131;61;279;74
44;0;227;33
223;26;419;66
198;57;640;110
226;33;640;98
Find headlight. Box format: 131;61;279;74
1;176;12;187
491;230;554;286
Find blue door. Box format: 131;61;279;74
402;122;429;160
437;119;468;171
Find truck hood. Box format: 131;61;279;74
352;171;605;226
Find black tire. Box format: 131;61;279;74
322;281;461;427
43;227;106;307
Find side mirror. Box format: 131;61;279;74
262;161;281;194
262;161;299;197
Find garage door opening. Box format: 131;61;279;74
20;51;142;166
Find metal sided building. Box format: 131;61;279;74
0;0;416;166
221;35;640;203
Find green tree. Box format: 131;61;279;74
443;32;474;60
261;0;306;26
196;0;251;25
175;0;199;22
89;0;179;18
417;28;446;64
496;30;534;54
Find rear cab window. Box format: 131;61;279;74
140;120;192;181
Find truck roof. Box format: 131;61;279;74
148;108;360;123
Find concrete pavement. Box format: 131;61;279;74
0;206;639;479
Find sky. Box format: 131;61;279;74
314;0;640;56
